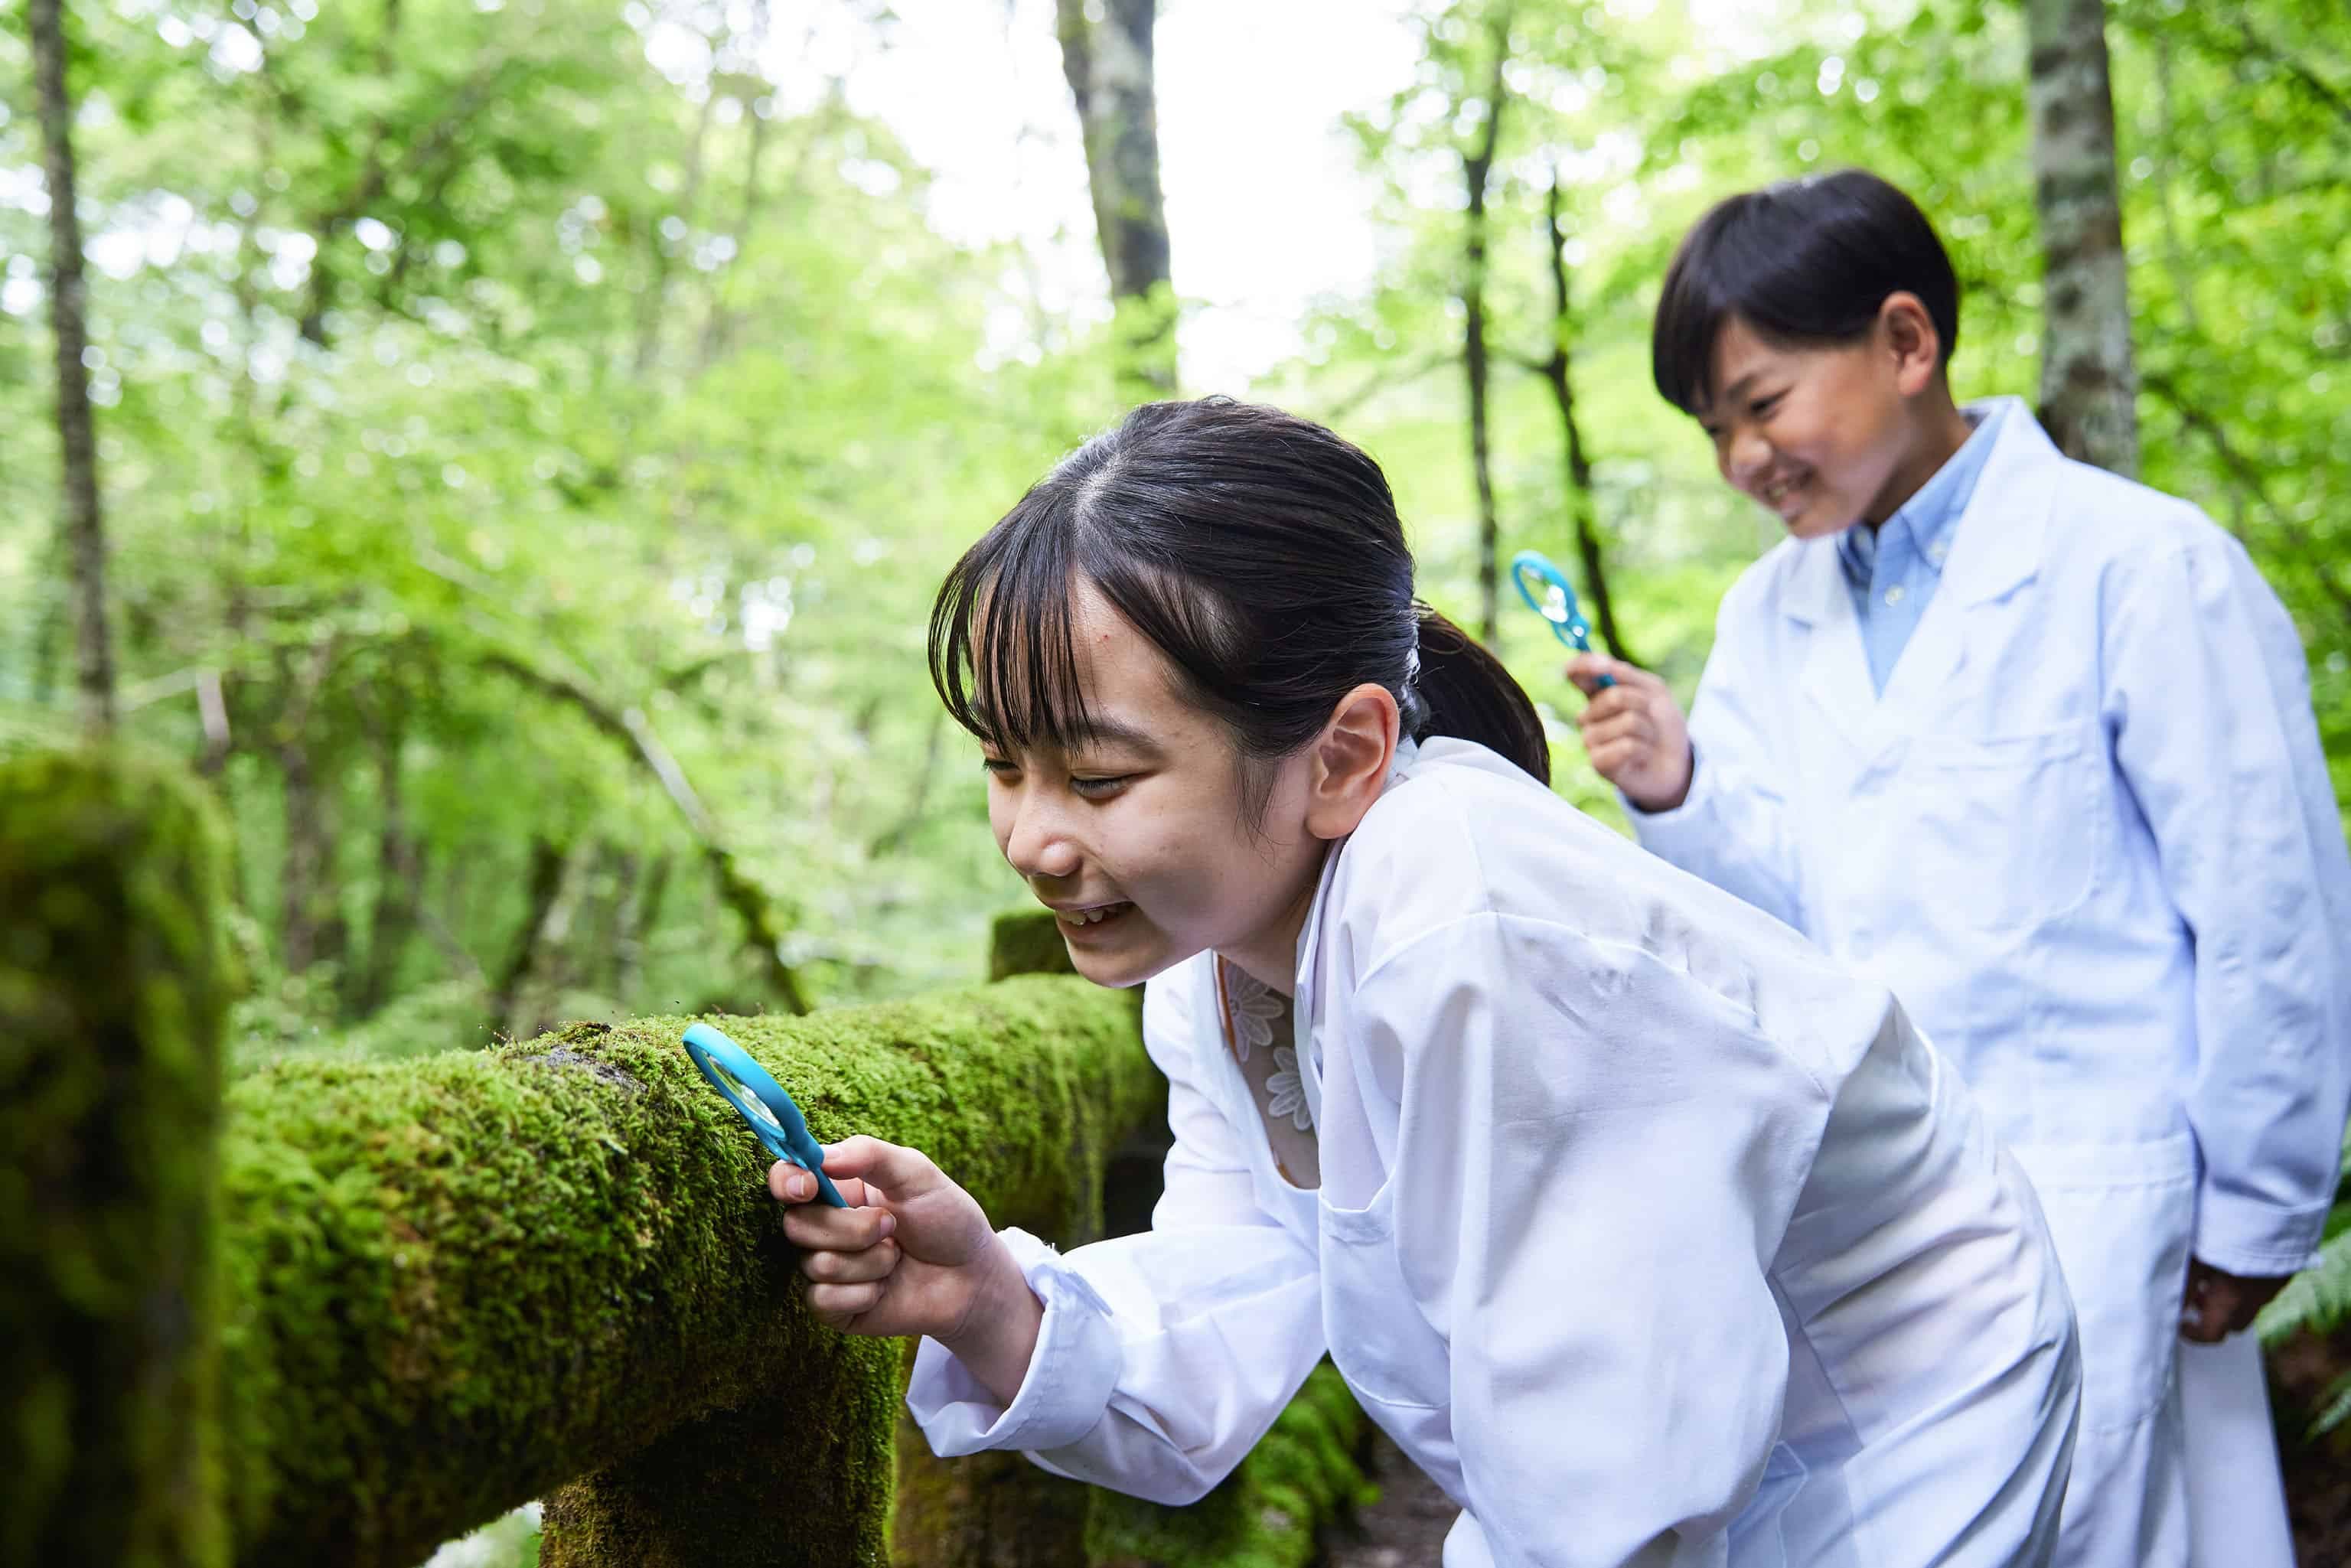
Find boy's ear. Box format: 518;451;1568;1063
1878;290;1945;396
1304;683;1400;841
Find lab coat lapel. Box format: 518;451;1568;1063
1784;536;1880;757
1878;399;2059;722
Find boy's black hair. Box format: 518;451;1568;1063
1652;168;1960;414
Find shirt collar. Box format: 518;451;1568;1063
1835;399;2007;588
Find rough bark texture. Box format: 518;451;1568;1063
1536;171;1632;665
1054;0;1176;400
0;746;236;1568
1461;43;1509;647
2027;0;2140;477
28;0;116;734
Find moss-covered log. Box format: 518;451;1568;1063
0;747;236;1568
989;908;1079;983
214;981;1160;1568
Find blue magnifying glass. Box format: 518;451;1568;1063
681;1022;849;1207
1510;549;1615;689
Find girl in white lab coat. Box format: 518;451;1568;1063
1570;168;2351;1568
775;397;2080;1566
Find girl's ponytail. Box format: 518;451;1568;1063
1408;607;1551;786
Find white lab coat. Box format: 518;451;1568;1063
1629;399;2351;1568
908;737;2081;1566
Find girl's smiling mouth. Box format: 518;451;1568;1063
1048;899;1135;930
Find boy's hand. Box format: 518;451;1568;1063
2180;1257;2291;1342
1568;654;1695;813
771;1135;1003;1341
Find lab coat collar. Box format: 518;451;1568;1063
1779;397;2055;628
1288;738;1410;1043
1939;397;2059;608
1782;398;2059;751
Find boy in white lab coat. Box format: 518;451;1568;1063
1572;167;2351;1568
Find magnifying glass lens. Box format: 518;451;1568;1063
714;1064;784;1131
1544;586;1571;623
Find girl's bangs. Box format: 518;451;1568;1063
928;497;1097;755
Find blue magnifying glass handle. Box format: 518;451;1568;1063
682;1022;849;1207
1509;550;1616;689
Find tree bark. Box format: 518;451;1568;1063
2026;0;2139;477
493;837;568;1038
346;691;423;1020
1534;168;1632;664
29;0;116;735
1054;0;1176;400
273;635;340;976
1461;31;1510;647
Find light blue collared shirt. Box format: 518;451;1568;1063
1836;401;2007;694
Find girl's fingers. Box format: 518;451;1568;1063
783;1200;898;1253
807;1280;887;1323
768;1162;886;1210
803;1236;900;1284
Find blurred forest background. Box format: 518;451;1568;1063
4;0;2348;1560
5;0;2345;1056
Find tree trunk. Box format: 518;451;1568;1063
29;0;115;735
273;636;339;976
1461;34;1510;647
1053;0;1176;401
346;695;423;1020
493;837;568;1038
2026;0;2139;477
1535;168;1633;664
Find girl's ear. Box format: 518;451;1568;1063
1878;290;1945;396
1304;683;1400;841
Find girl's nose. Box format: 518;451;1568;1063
1003;791;1082;882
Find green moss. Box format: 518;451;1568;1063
212;980;1159;1567
0;746;237;1568
988;909;1077;982
1083;1364;1376;1568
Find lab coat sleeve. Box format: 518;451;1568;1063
905;966;1328;1504
1625;579;1807;931
2104;532;2351;1276
1350;911;1834;1566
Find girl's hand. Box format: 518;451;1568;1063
1567;654;1695;813
772;1136;996;1338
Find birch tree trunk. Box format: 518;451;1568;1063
2026;0;2140;477
29;0;116;734
1054;0;1176;401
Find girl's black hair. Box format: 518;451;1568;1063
1652;168;1960;414
928;397;1550;820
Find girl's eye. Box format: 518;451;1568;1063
1071;774;1133;799
1751;392;1785;418
981;758;1016;778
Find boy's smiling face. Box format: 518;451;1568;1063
1694;300;1955;540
